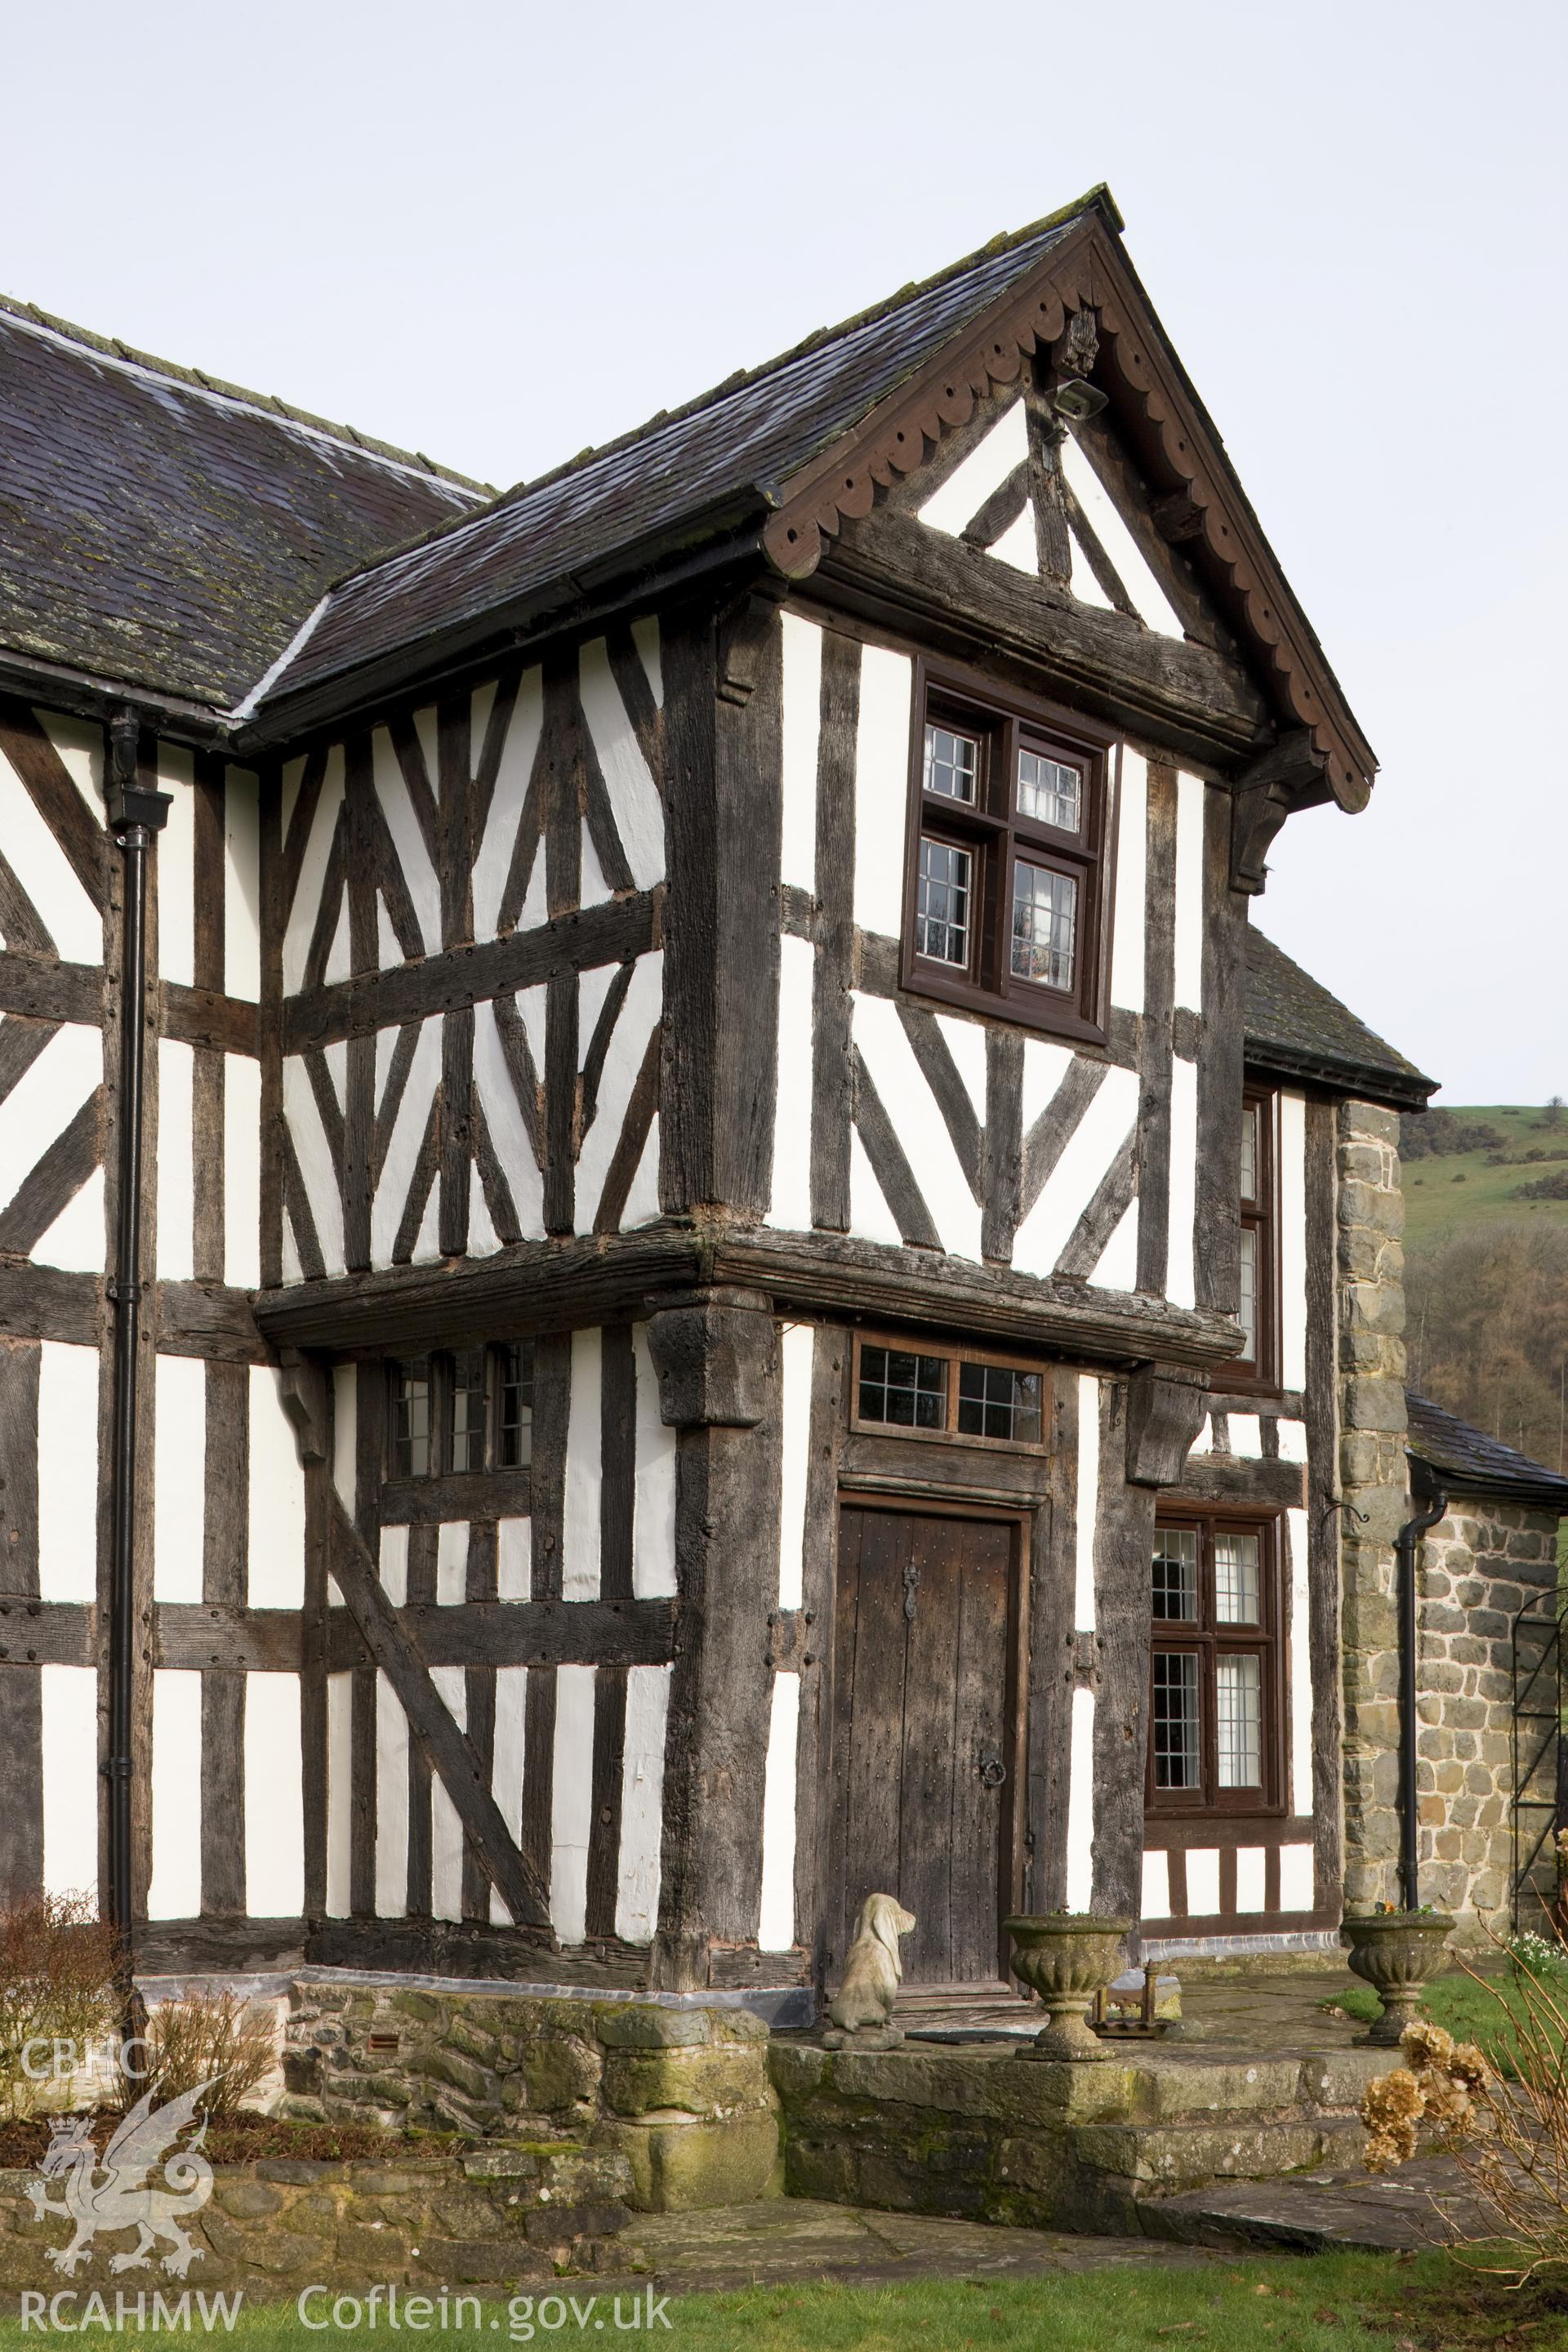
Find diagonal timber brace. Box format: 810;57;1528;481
327;1499;552;1931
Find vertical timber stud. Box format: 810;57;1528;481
1090;1376;1159;1936
104;710;170;1993
647;1290;779;1989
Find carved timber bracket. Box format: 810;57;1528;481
759;208;1375;812
1230;729;1327;895
1125;1364;1209;1488
645;1287;775;1427
716;583;788;708
277;1348;328;1465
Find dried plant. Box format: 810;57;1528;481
121;1992;277;2124
0;1891;122;2122
1361;1922;1568;2281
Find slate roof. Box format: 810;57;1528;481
1244;927;1436;1111
0;295;489;713
248;198;1103;713
1406;1392;1568;1513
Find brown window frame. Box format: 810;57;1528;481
385;1342;535;1481
1231;1084;1281;1393
900;660;1119;1046
849;1331;1051;1454
1146;1510;1285;1821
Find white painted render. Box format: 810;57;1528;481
615;1663;670;1944
153;1352;205;1602
36;710;105;826
550;1664;596;1944
375;1672;410;1919
1236;1847;1267;1913
579;823;612;911
1279;1844;1315;1911
916;399;1026;537
631;1325;677;1600
563;1329;603;1601
156;1039;194;1280
1166;1054;1198;1307
0;746;103;964
1185;1847;1221;1916
244;1673;305;1916
631;617;662;706
1012;1062;1138;1276
767;932;814;1231
497;1517;531;1601
1173;772;1205;1014
1089;1196;1138;1292
1059;434;1185;637
758;1671;801;1951
283;1054;345;1276
1276;1419;1309;1463
372;727;441;955
1140;1849;1171;1918
224;1054;263;1287
33;1165;105;1273
472;1000;546;1241
325;1673;353;1917
473;666;543;943
156;753;195;987
1021;1037;1074;1133
436;1521;469;1606
852;645;912;938
848;1126;904;1251
1065;1686;1096;1911
149;1670;202;1919
1288;1506;1313;1816
369;1017;442;1269
490;1668;528;1927
41;1665;100;1901
281;747;343;996
579;635;664;890
777;1323;813;1610
0;1023;101;1245
430;1667;467;1924
38;1342;98;1602
1109;747;1147;1014
853;991;982;1259
779;612;822;895
574;951;662;1233
1227;1413;1263;1457
379;1525;409;1606
1280;1090;1309;1391
1075;1374;1099;1630
223;768;263;1003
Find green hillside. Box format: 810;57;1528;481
1402;1104;1568;1251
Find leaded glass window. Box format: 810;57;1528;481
1214;1531;1260;1624
448;1348;487;1473
915;838;973;967
923;723;979;804
496;1342;535;1469
1010;860;1077;991
390;1358;432;1479
1149;1517;1281;1815
1216;1655;1263;1787
1237;1227;1258;1363
1152;1653;1200;1790
1152;1528;1198;1622
1017;747;1081;831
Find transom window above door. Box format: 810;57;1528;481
902;664;1116;1045
1148;1514;1283;1817
851;1334;1047;1450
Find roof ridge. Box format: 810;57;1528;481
302;185;1122;604
0;290;496;498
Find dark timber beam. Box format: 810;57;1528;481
1229;730;1328;895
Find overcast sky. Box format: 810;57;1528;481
5;1;1561;1102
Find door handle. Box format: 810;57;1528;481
978;1748;1007;1788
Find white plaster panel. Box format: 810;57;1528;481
1061;434;1185;635
777;1324;813;1611
430;1666;466;1924
779;612;822;893
473;666;543;942
1288;1506;1313;1816
245;1672;305;1917
1173;772;1205;1015
153;1352;205;1603
224;1054;262;1289
37;710;105;824
473;1000;546;1241
372;727;440;954
849;1128;902;1250
156;1039;194;1281
323;897;350;988
616;1663;670;1944
379;1525;409;1607
1185;1847;1221;1917
1066;1686;1096;1911
283;1054;345;1276
1280;1090;1309;1392
853;992;981;1260
1236;1846;1267;1913
41;1665;99;1901
1075;1374;1099;1630
1166;1054;1198;1308
1228;1412;1263;1458
325;1673;353;1916
467;1164;500;1260
156;750;195;987
497;1518;532;1602
38;1342;98;1602
1279;1843;1315;1912
247;1373;305;1608
579;822;612;911
1276;1419;1308;1463
935;1015;988;1124
576;952;662;1233
579;636;664;889
282;747;343;997
631;616;662;706
490;1667;528;1926
550;1664;596;1944
917;400;1027;536
1021;1037;1074;1133
852;646;912;938
767;932;814;1232
370;1017;441;1270
758;1672;801;1951
1109;747;1147;1016
631;1325;677;1600
0;1023;101;1241
332;1363;358;1519
1012;1063;1138;1278
1089;1196;1138;1293
563;1329;603;1600
33;1165;105;1273
436;1521;469;1606
223;768;262;1002
0;746;103;965
623;1116;661;1231
1188;1416;1213;1456
988;506;1037;573
149;1671;203;1919
1140;1850;1171;1919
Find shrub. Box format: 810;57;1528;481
122;1990;277;2123
1515;1170;1568;1202
0;1891;122;2121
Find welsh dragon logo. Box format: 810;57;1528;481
26;2081;217;2276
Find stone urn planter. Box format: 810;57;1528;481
1340;1910;1456;2046
1004;1913;1131;2061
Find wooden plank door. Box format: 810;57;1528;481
830;1504;1018;1986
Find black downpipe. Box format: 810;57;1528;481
104;709;169;2007
1396;1476;1450;1912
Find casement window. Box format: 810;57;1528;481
1234;1086;1280;1389
902;666;1116;1044
388;1343;534;1479
851;1334;1046;1450
1147;1514;1283;1815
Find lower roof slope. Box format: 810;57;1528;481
1245;927;1435;1111
1406;1392;1568;1513
0;297;488;714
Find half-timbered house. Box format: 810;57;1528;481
2;188;1544;2017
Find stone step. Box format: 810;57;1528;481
1143;2159;1473;2252
1075;2111;1367;2198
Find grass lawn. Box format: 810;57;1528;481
1330;1962;1568;2078
0;2252;1548;2352
1402;1105;1568;1251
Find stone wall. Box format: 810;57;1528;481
1336;1099;1410;1910
283;1982;779;2212
1416;1500;1560;1929
0;2142;631;2298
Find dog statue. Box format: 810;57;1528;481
823;1893;916;2048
